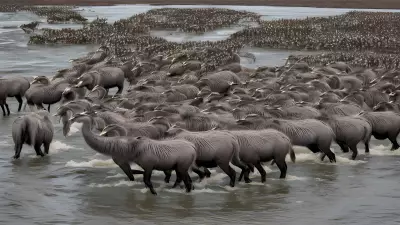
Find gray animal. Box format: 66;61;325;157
318;115;372;160
12;110;54;159
229;129;295;183
75;68;125;94
70;112;196;195
196;71;242;93
24;76;70;112
99;117;170;140
69;46;110;65
165;127;248;187
360;111;400;150
0;77;30;116
238;116;336;162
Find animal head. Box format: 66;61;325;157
69;111;96;124
164;126;185;137
99;124;127;137
148;116;171;129
52;69;68;81
74;72;97;88
31;76;50;85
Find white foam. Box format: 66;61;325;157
105;173;126;179
49;140;74;154
67;123;82;136
282;175;308;181
65;159;118;168
165;187;229;194
89;180;141;188
368;145;400;156
289;153;366;165
196;172;228;188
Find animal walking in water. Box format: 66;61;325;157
0;77;30;116
12;110;54;159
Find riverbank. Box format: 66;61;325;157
5;0;400;9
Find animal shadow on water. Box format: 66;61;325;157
10;154;52;169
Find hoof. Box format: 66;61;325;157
244;178;252;183
150;189;157;195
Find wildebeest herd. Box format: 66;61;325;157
2;6;400;195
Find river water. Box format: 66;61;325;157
1;5;400;225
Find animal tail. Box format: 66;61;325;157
12;118;26;158
289;146;296;163
28;117;39;147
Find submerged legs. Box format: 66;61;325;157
0;104;5;116
143;169;157;195
113;158;136;181
34;144;45;157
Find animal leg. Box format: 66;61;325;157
116;85;123;95
218;162;236;187
231;154;249;181
131;169;144;175
43;142;51;155
389;132;400;151
177;169;193;193
337;141;349;153
274;160;287;179
349;145;358;160
172;175;182;189
254;162;267;182
320;147;336;163
36;103;45;110
112;159;135;181
242;164;254;183
34;144;45;157
0;105;5;116
5;103;10;115
191;164;206;181
14;143;23;159
203;168;211;178
365;141;370;153
164;170;172;183
143;169;157;195
15;95;23;112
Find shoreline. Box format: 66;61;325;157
4;0;400;9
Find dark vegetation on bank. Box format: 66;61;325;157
2;3;400;69
3;0;400;9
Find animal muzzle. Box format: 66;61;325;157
74;81;84;88
99;131;107;136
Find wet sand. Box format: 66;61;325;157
5;0;400;9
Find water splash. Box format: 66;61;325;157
368;145;400;156
89;180;141;188
288;153;366;165
105;173;126;179
49;140;74;154
67;123;82;136
65;159;118;168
